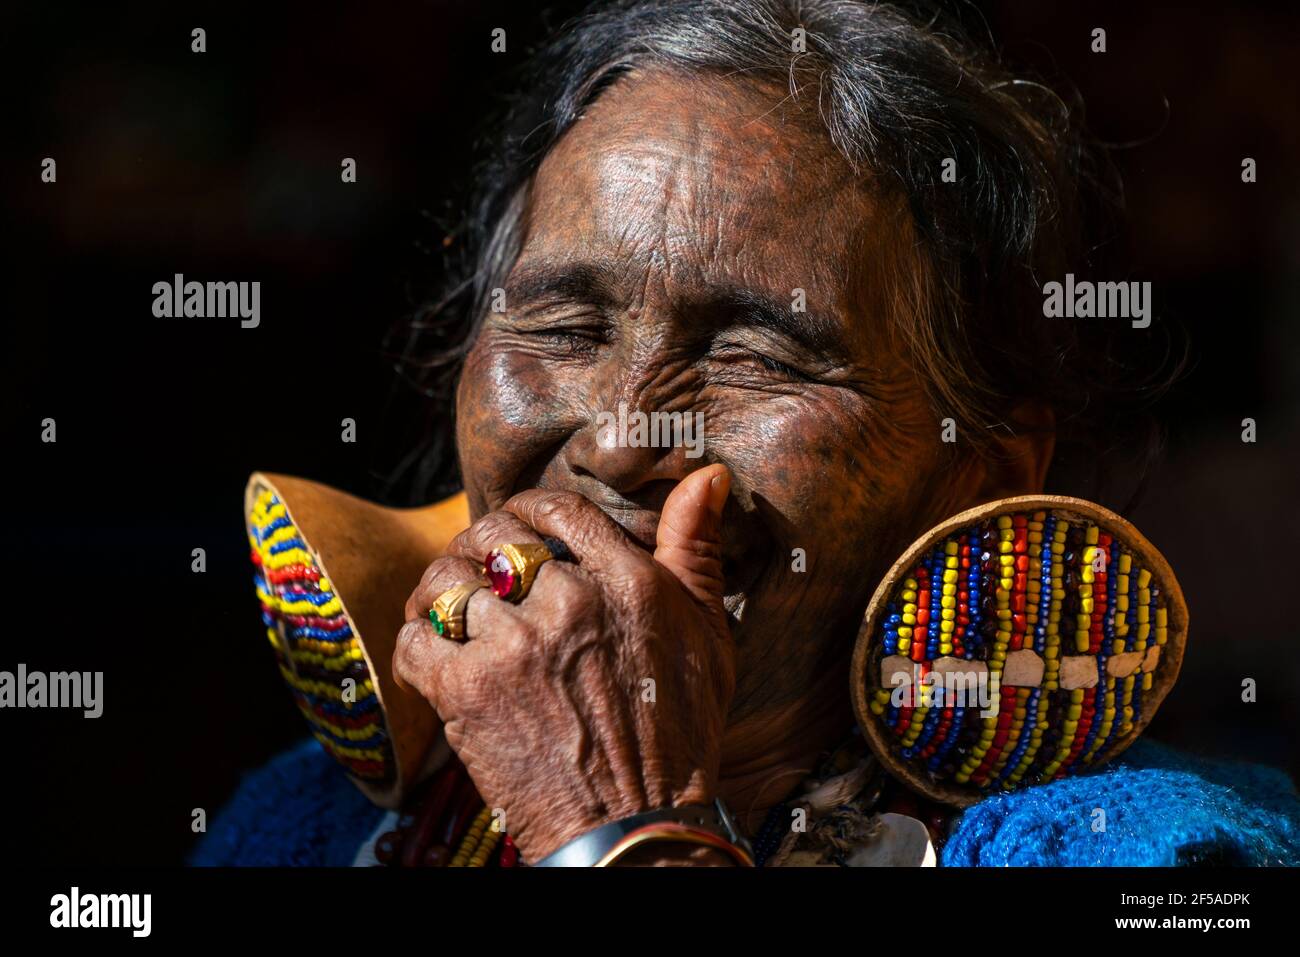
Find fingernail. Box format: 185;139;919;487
707;468;730;516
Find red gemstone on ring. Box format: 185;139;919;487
485;549;517;598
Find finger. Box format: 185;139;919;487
409;557;523;636
393;616;462;700
502;489;642;578
393;586;525;700
654;464;730;610
405;556;486;622
460;586;520;639
445;509;544;563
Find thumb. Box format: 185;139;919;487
654;463;730;611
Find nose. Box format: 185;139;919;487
564;400;704;499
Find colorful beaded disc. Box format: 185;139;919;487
249;488;395;785
851;495;1187;807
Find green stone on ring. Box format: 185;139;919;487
429;608;446;636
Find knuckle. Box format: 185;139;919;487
548;572;593;623
536;490;584;524
392;621;423;675
419;555;458;589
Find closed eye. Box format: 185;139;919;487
711;344;814;382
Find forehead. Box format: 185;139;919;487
520;69;891;309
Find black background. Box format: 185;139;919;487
4;0;1298;865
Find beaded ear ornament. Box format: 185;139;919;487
244;472;468;809
850;495;1188;807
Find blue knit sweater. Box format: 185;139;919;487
190;738;1300;867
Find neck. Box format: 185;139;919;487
716;673;853;835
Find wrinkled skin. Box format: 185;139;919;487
394;70;1052;864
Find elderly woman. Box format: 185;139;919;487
194;0;1300;867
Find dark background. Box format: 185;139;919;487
4;1;1298;865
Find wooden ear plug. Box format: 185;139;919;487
850;495;1188;807
245;472;468;808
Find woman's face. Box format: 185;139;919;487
454;71;988;728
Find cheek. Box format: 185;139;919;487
455;335;585;513
714;389;939;541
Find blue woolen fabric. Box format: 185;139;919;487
942;739;1300;866
190;736;1300;866
189;738;386;866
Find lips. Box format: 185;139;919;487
581;499;766;616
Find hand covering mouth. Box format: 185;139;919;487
583;497;766;620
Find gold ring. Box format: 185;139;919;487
483;542;555;603
428;580;486;642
